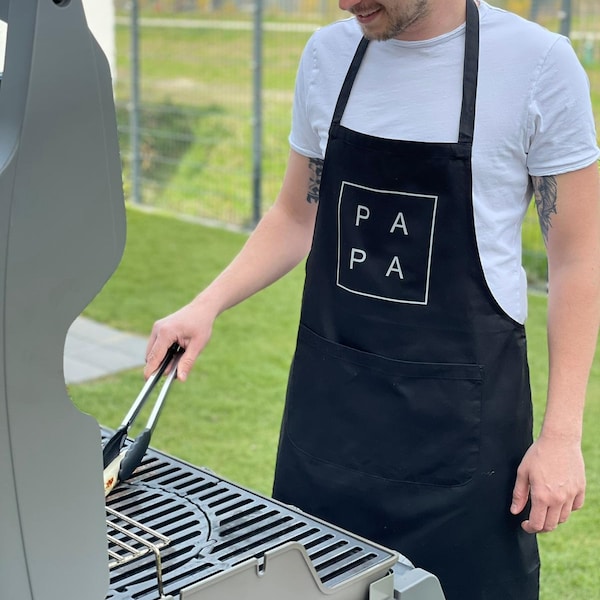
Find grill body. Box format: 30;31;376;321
106;439;396;598
105;434;446;600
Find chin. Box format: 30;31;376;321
360;26;392;41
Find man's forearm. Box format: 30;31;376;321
539;164;600;440
543;260;600;440
192;199;316;319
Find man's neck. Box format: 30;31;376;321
395;0;471;41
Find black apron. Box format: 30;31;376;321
273;2;540;598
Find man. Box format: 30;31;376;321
145;1;600;598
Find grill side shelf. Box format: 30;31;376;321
179;541;391;600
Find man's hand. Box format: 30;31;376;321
510;434;585;533
144;300;216;382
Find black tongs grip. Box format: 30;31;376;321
102;343;182;469
118;363;180;481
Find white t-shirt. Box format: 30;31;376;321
289;1;600;324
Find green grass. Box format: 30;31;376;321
114;23;305;223
71;207;600;599
526;293;600;599
74;207;303;492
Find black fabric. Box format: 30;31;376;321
273;1;540;598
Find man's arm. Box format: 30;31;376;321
144;150;323;381
511;162;600;533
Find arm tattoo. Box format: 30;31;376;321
532;175;558;244
307;157;323;204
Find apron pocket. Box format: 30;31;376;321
284;325;483;487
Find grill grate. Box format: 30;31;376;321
103;431;396;600
107;506;171;597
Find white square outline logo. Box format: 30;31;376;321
336;181;438;305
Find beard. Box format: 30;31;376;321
350;0;430;41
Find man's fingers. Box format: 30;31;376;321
522;504;570;533
558;499;574;525
510;469;529;515
145;332;157;359
521;518;545;534
146;337;204;382
173;344;202;382
521;490;581;533
542;503;562;532
572;490;585;512
144;333;175;379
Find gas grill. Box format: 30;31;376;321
0;1;445;599
102;430;444;600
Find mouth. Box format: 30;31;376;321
353;5;383;23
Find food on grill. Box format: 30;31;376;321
104;450;127;496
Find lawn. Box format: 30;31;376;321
114;21;309;225
70;206;600;600
72;207;301;491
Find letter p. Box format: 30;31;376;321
349;248;367;270
355;205;370;226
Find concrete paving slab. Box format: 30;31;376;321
64;316;148;384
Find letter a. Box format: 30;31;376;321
355;205;370;226
390;212;408;235
386;256;404;279
350;248;367;270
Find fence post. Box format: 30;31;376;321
251;0;263;227
130;0;141;204
529;0;541;21
559;0;572;38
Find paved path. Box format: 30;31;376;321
64;317;148;384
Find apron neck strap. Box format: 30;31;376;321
459;0;480;144
331;36;369;127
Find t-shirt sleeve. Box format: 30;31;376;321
288;35;324;160
526;36;600;176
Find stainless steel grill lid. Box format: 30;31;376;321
0;1;125;598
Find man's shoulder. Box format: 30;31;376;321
480;2;582;86
480;1;563;52
307;17;363;54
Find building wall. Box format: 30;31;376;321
0;1;115;81
83;0;117;81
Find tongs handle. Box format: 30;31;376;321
102;343;180;468
118;354;182;481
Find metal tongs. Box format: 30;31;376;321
103;343;184;496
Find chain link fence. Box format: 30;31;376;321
113;0;600;279
114;0;337;229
